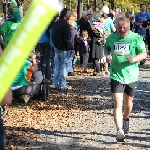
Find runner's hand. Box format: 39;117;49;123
126;56;137;63
106;55;112;62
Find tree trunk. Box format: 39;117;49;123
77;0;83;22
109;0;114;10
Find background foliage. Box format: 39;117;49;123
0;0;149;15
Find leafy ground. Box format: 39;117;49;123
3;58;150;150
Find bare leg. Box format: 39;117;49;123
123;93;134;120
2;89;12;105
113;93;124;131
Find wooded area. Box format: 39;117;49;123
0;0;149;15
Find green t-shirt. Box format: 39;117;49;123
12;60;30;87
0;21;21;47
104;30;146;84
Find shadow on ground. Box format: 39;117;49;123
5;126;150;150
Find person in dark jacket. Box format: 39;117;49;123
78;11;96;65
52;8;73;90
36;29;51;80
78;11;94;37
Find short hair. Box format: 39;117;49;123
140;4;145;8
59;8;69;19
87;10;92;15
116;16;130;26
82;11;87;17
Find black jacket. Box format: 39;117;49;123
78;17;93;37
52;18;73;50
78;17;100;38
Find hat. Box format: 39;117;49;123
82;11;87;17
87;10;92;15
11;7;22;22
102;6;109;14
11;0;17;6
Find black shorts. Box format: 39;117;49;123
110;79;137;97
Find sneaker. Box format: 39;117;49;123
123;119;129;134
140;59;146;65
59;85;72;90
51;85;59;89
68;72;76;76
21;95;30;103
116;130;125;142
93;72;97;76
105;71;110;75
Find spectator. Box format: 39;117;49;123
9;0;21;22
36;28;51;80
87;10;94;26
79;30;90;74
78;11;97;66
11;53;38;103
0;5;22;48
91;20;104;76
67;13;77;76
52;8;73;90
101;12;116;75
48;15;58;78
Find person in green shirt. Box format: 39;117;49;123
11;53;38;103
104;16;147;142
0;0;22;48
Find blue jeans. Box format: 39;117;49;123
68;55;77;73
52;49;70;88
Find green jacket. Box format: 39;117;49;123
0;21;21;47
0;7;22;47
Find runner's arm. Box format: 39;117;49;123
104;37;112;62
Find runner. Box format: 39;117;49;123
135;4;150;65
104;16;147;142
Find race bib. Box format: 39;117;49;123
114;42;130;55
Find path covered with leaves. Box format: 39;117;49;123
4;60;150;150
